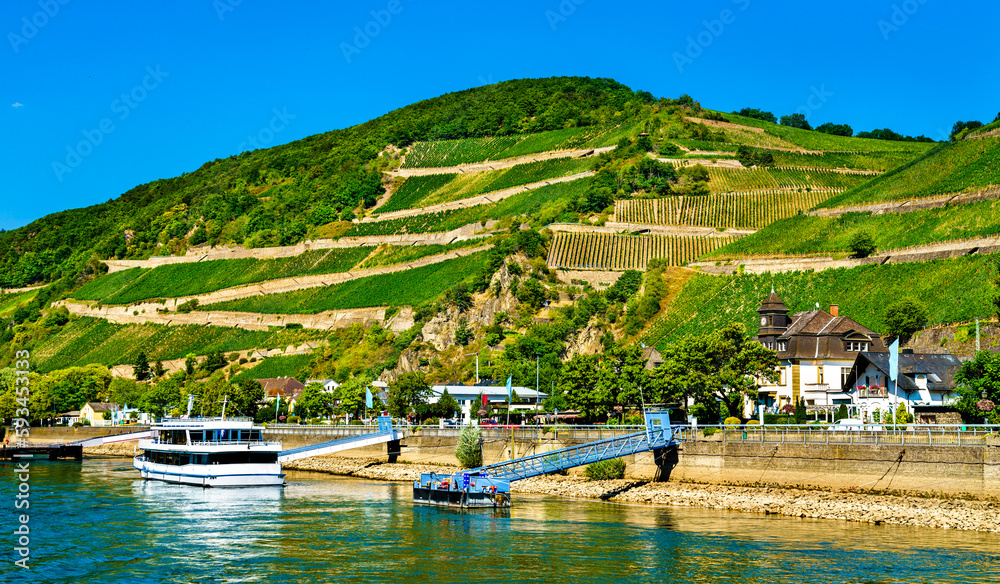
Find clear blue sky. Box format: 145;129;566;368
3;0;998;230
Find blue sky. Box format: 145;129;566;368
3;0;998;230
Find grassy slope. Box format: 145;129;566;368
705;197;1000;258
231;353;314;384
200;252;490;314
723;113;936;153
33;317;324;371
401;122;641;168
817;137;1000;209
381;157;592;213
345;178;589;237
73;248;372;305
0;290;39;316
643;255;997;350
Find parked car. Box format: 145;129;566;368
829;419;884;431
441;418;459;427
479;419;499;426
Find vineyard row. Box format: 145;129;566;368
613;190;836;229
547;232;740;271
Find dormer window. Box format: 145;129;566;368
847;341;869;352
777;341;787;352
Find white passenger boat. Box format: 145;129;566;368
133;417;284;487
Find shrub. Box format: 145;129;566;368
723;416;742;425
455;427;483;468
585;458;626;480
176;298;199;313
883;297;929;340
849;230;877;258
702;427;719;436
287;416;301;424
746;420;760;425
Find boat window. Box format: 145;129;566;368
206;452;278;464
189;430;204;443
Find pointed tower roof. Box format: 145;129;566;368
758;290;787;313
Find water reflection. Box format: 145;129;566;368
4;459;999;584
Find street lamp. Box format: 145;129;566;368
465;353;479;384
535;352;540;422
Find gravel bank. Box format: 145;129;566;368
96;451;1000;533
284;458;1000;533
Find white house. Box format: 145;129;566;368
843;350;963;423
430;382;547;425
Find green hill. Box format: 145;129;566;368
0;77;646;288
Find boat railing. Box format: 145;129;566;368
147;440;282;447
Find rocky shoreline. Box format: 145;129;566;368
283;457;1000;533
86;449;1000;533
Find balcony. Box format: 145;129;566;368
856;386;887;398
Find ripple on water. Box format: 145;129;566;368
2;460;999;584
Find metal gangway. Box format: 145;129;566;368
277;416;404;463
474;408;678;481
413;408;680;508
70;429;154;447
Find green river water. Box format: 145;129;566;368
2;459;999;583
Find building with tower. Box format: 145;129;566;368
754;289;888;414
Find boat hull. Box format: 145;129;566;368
413;486;510;508
134;458;285;487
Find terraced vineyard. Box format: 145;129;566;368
231;353;314;384
613;190;833;229
73;248;373;305
770;150;918;172
723;113;938;153
401;123;640;168
380;157;591;213
380;174;457;213
0;289;38;316
704;167;871;193
346;179;589;237
703;195;1000;258
32;317;323;371
200;251;489;314
643;254;998;349
547;232;740;271
818;137;1000;209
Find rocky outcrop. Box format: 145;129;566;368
562;319;607;359
420;258;522;351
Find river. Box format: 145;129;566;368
2;459;999;583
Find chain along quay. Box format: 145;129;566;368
23;421;1000;533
